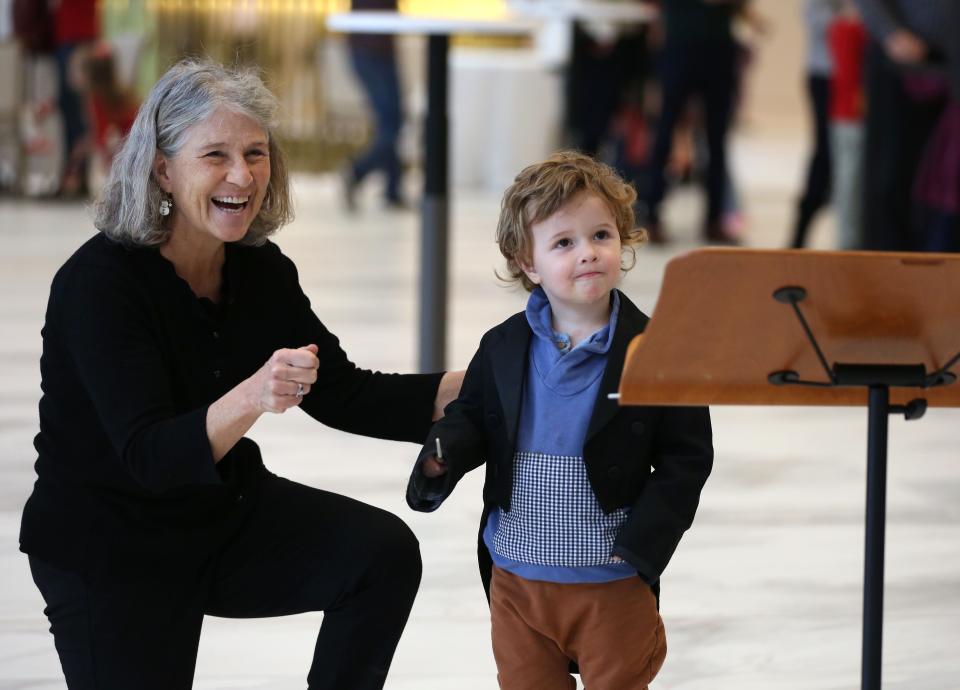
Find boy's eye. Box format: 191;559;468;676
554;238;571;249
595;229;611;240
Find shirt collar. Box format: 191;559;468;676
524;286;620;356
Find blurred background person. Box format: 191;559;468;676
788;0;834;249
9;0;56;194
827;0;867;250
640;0;743;245
910;2;960;252
856;0;951;250
84;40;139;196
341;0;406;212
51;0;98;197
564;14;649;161
564;5;652;224
11;0;54;57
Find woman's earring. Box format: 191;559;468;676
159;196;173;217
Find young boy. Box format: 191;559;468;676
407;151;713;690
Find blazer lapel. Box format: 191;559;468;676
586;291;649;441
489;315;531;445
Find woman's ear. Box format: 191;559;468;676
153;152;171;193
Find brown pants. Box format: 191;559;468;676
490;565;666;690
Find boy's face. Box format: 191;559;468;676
521;192;622;315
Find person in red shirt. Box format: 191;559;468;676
828;1;868;249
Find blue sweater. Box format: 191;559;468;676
483;288;636;583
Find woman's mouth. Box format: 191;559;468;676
211;195;250;214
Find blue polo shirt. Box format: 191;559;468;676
483;288;636;583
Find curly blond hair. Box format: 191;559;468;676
495;150;645;291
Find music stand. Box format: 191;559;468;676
617;248;960;690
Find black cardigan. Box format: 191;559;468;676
21;233;442;570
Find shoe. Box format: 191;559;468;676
384;196;411;212
703;221;741;246
341;165;358;213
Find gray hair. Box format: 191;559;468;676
94;58;293;247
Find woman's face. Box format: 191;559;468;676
154;107;271;246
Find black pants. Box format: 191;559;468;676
790;73;832;248
29;476;422;689
644;38;737;229
861;40;945;250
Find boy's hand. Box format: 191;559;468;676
422;454;448;478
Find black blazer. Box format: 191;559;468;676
408;290;713;597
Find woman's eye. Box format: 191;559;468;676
246;149;267;158
205;151;224;159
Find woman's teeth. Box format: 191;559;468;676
212;196;250;213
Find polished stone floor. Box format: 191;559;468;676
1;135;958;689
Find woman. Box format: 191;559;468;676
19;58;462;690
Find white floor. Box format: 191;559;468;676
1;133;959;689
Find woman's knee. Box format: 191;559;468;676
370;511;422;588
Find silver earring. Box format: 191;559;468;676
159;197;173;217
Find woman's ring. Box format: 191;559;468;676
296;383;304;398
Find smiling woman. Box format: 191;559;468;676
94;60;292;251
20;58;464;690
153;108;273;274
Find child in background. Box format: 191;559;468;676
407;151;714;690
85;42;139;195
828;1;867;249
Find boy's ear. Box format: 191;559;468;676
519;259;541;285
153;152;172;193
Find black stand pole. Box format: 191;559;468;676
767;285;960;690
419;34;449;373
862;385;889;690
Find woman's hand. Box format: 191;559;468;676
433;370;465;420
206;344;319;462
247;344;319;414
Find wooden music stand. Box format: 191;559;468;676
617;248;960;690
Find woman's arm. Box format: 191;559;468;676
270;248;445;443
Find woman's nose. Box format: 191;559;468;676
226;159;253;187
